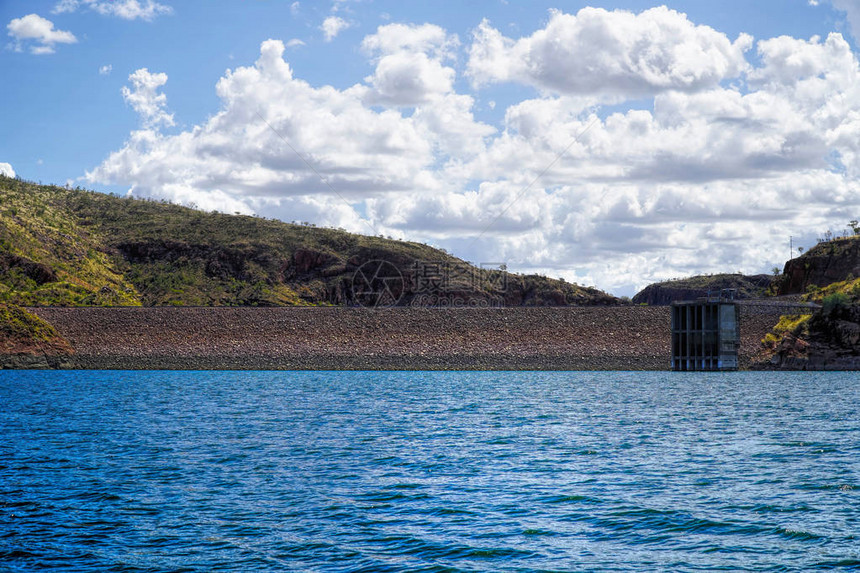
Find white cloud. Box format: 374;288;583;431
749;32;855;87
87;39;495;235
7;14;77;55
0;163;15;178
53;0;172;21
831;0;860;40
364;51;455;105
467;7;751;98
286;38;305;48
330;0;353;13
99;64;112;75
88;40;441;220
122;68;175;129
361;24;459;106
361;22;456;58
86;19;860;295
321;16;350;42
290;2;300;16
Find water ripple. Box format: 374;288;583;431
1;370;859;571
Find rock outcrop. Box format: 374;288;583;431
0;303;73;369
0;253;58;285
757;303;860;370
780;237;860;295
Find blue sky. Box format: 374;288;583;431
3;0;860;295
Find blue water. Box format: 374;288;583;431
1;371;858;572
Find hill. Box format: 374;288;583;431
0;175;617;309
757;236;860;369
756;286;860;370
631;273;774;305
778;236;860;295
0;302;73;367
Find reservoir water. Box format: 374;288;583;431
1;370;858;571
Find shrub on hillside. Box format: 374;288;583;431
821;292;850;315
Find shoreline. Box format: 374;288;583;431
0;306;787;371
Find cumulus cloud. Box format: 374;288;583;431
320;16;350;42
86;14;860;295
831;0;860;40
361;22;456;57
7;14;77;55
749;32;856;86
0;163;15;178
53;0;172;21
362;23;459;106
746;33;860;178
87;40;489;225
467;7;752;98
122;68;175;129
99;64;112;75
286;38;305;48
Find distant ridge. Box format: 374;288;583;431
632;273;774;305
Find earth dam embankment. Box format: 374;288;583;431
24;306;786;370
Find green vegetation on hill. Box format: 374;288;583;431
762;313;811;348
759;235;860;369
0;175;617;309
0;302;71;355
801;277;860;305
0;179;140;306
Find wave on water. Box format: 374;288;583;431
1;370;858;571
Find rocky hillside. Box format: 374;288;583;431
632;273;774;305
779;236;860;295
0;302;73;367
756;250;860;369
0;175;617;309
756;288;860;370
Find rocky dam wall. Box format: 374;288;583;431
9;305;790;370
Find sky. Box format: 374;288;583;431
3;0;860;296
